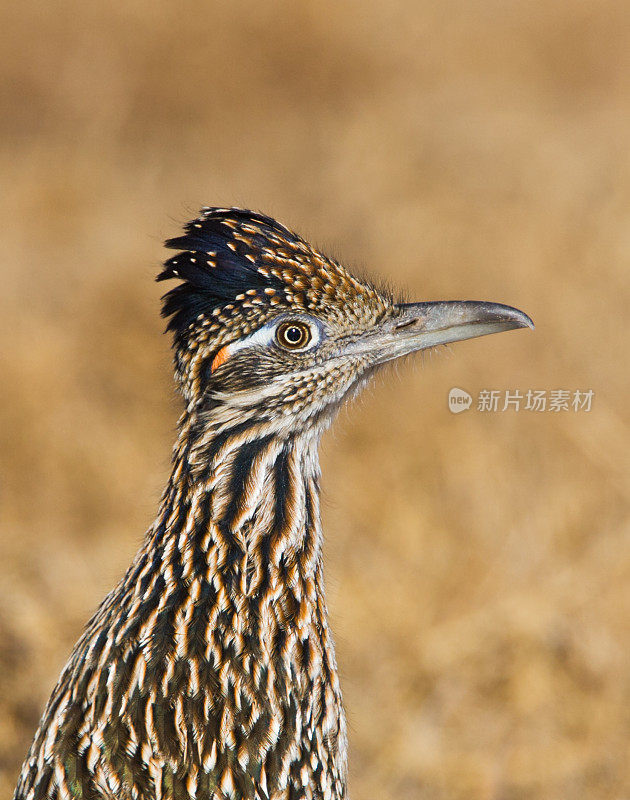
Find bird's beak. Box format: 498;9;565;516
354;301;534;365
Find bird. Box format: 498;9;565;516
14;207;533;800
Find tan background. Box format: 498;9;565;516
1;2;629;798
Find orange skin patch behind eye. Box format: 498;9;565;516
210;344;230;372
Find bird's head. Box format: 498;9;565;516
159;208;532;437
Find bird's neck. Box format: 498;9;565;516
122;403;341;698
114;405;347;795
151;406;325;595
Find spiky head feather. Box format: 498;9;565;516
158;208;390;399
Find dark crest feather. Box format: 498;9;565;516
157;208;295;341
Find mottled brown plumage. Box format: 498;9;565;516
15;208;532;800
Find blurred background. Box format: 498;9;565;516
1;1;629;797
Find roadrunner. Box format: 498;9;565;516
15;208;533;800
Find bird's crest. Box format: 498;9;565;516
158;207;387;348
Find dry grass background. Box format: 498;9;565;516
1;1;629;797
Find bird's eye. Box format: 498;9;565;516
275;321;313;351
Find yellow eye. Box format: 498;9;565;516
275;321;312;350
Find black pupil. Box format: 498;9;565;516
285;326;303;344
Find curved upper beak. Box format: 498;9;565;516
349;301;534;365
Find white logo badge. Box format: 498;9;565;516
448;387;472;414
